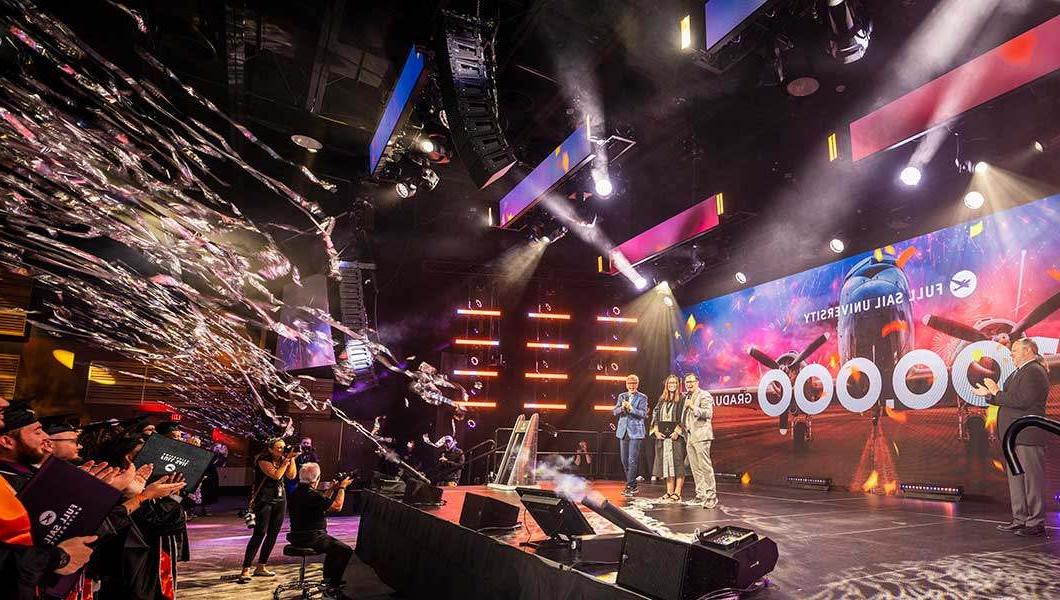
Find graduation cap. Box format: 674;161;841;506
0;403;39;435
40;414;80;436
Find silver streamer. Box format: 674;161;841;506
0;0;466;445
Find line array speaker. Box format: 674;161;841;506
435;11;517;189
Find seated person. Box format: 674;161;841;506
287;463;353;595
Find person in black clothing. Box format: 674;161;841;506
0;403;48;492
430;436;465;486
0;395;97;600
287;436;319;496
239;438;298;582
287;462;353;595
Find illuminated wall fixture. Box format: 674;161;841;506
525;372;569;380
593;404;615;411
716;192;725;216
52;349;75;369
899;482;963;502
526;342;570;350
827;132;839;162
454;401;497;408
597;316;638;324
527;312;571;320
454;338;500;347
595;345;638;352
735;271;748;285
452;369;499;377
457;308;501;317
524;403;567;410
829;238;846;254
786;475;832;491
679;15;692;50
595;374;627;382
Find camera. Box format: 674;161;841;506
334;471;354;482
284;446;300;456
238;508;256;529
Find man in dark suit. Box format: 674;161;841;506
973;338;1050;537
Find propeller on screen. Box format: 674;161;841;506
792;333;830;366
748;346;780;369
1011;289;1060;339
748;333;829;371
921;314;987;343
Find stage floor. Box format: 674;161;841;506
179;482;1060;599
379;480;1060;599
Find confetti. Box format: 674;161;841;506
895;246;917;269
881;320;908;337
0;2;465;445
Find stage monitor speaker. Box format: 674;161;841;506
435;11;517;189
458;492;520;531
617;529;778;600
370;471;405;497
403;478;444;506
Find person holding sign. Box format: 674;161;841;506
239;438;298;583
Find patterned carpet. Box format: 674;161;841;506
177;500;394;599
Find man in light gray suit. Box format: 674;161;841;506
974;337;1050;537
682;373;718;508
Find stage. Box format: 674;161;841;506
356;480;1060;599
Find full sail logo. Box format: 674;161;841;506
949;270;977;299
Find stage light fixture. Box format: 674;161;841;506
457;308;501;317
633;276;648;291
418;138;435;153
291;134;323;152
829;238;845;254
735;272;748;285
899;165;921;187
663;296;674;308
963;191;985;210
395;181;417;198
594;177;613;197
595;374;627;382
825;0;872;64
974;161;989;174
1033;140;1045;152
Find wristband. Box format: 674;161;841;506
54;547;70;571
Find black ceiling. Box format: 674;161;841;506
42;0;1060;307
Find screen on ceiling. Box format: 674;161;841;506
704;0;770;51
275;274;336;371
498;122;593;228
675;193;1060;497
368;47;426;174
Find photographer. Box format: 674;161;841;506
238;438;298;583
287;463;353;597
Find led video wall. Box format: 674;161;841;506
676;193;1060;497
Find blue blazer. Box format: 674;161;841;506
613;391;649;439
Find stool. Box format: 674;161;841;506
272;545;330;599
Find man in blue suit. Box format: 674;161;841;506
613;374;649;495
